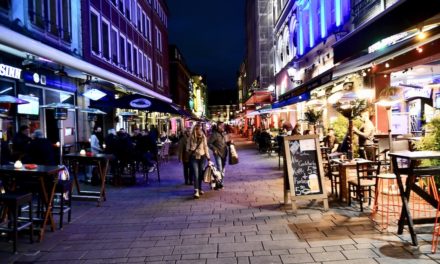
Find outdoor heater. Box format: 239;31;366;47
119;112;137;132
40;102;78;165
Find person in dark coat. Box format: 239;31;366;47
25;130;55;165
104;129;117;155
12;125;31;160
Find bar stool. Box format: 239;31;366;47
0;192;34;253
371;172;401;229
326;154;340;197
53;180;72;229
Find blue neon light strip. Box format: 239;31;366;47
335;0;341;26
320;0;326;38
309;11;314;48
298;11;304;55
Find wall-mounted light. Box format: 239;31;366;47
385;62;390;68
416;47;423;53
83;88;106;101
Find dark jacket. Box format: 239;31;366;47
26;138;56;165
208;131;228;159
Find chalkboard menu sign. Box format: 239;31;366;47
283;135;328;213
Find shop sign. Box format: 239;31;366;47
0;64;22;79
130;98;152;109
403;87;432;100
368;32;409;53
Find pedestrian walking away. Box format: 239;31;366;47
178;127;192;185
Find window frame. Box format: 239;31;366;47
155;26;162;52
90;7;101;57
101;16;111;61
119;33;126;69
126;39;133;73
111;25;119;65
133;45;139;76
145;15;152;42
138;49;144;79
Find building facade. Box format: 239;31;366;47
0;0;171;149
168;45;190;110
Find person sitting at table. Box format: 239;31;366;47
135;130;157;173
90;126;103;155
159;131;168;142
259;129;272;152
324;128;339;153
104;129;117;155
12;125;31;161
24;129;55;165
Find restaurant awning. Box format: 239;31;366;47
333;25;440;79
333;0;440;63
244;91;273;106
272;91;311;109
94;94;189;116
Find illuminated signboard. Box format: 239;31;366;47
0;64;22;79
403;87;432;101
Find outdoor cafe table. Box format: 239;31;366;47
63;153;110;206
389;150;440;246
0;165;65;241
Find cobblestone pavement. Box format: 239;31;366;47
2;136;440;263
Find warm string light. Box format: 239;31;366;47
416;47;423;53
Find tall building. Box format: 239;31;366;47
243;0;275;130
168;45;190;110
82;0;169;97
244;0;275;92
0;0;170;146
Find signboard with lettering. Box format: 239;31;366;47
283;135;328;213
0;64;21;79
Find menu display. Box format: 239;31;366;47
283;135;328;213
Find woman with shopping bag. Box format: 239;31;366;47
187;123;210;199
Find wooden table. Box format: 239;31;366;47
334;158;371;202
63;153;110;206
389;150;440;246
0;165;65;241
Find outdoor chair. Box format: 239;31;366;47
348;161;380;212
159;142;170;163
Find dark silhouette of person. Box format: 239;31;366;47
12;125;31;160
25;130;55;165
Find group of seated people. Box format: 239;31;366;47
3;125;57;166
91;127;160;175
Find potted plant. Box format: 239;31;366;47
304;107;323;133
333;97;368;159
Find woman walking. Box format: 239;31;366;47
187;123;210;199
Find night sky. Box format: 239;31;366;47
167;0;245;101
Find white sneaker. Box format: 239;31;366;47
194;189;200;199
148;164;156;173
199;190;204;195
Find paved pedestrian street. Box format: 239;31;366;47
2;136;440;263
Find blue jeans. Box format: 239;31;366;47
190;156;206;190
213;154;226;178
